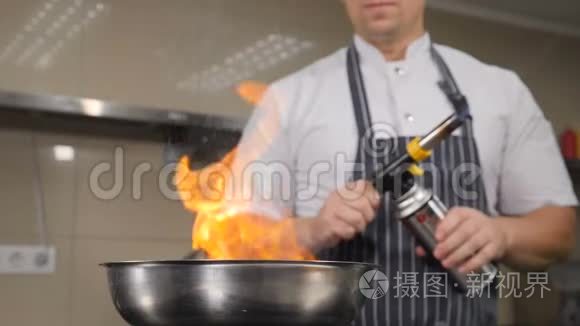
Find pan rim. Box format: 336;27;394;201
100;259;380;269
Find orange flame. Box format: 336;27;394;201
236;81;269;105
174;81;314;260
175;154;313;260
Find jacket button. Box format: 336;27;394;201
395;67;407;76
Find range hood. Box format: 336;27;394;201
0;90;243;164
0;90;245;131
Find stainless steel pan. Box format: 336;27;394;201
101;260;378;326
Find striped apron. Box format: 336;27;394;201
320;44;498;326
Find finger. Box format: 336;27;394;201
338;181;378;209
336;206;367;232
441;231;487;269
343;197;376;223
458;244;495;273
335;181;361;202
349;180;368;195
416;246;427;257
358;181;381;217
433;218;478;260
362;182;381;208
435;207;470;241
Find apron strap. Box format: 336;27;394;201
347;46;376;180
430;46;474;136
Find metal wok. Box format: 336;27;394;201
101;260;378;326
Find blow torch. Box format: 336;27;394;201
370;106;498;292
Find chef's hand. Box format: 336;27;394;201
416;207;508;273
297;180;380;251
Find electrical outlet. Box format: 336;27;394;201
0;245;56;274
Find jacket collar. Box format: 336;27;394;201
353;32;431;67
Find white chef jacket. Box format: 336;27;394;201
228;33;578;219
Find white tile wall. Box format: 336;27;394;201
0;129;192;326
73;137;192;240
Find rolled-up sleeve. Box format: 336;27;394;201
497;73;578;216
226;85;295;219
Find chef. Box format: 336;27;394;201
227;0;578;325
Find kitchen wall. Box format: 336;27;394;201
0;127;193;325
0;1;579;326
